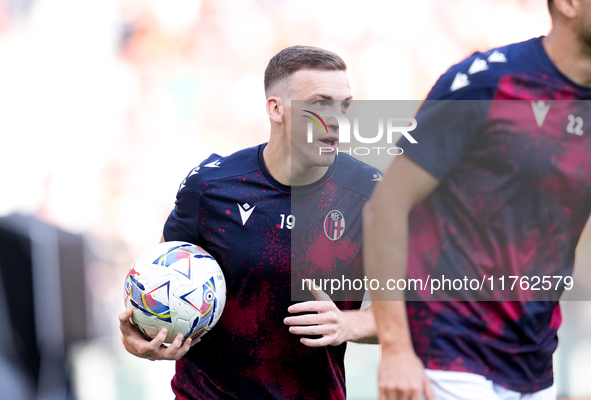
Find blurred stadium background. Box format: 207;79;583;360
0;0;589;399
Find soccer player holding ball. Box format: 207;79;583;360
120;46;379;399
365;1;591;399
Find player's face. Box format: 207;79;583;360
285;69;352;172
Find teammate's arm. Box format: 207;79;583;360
118;233;199;361
363;154;439;400
284;287;378;346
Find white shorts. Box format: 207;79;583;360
425;370;556;400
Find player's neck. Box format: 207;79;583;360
263;141;329;187
543;31;591;87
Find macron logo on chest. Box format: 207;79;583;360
531;100;551;128
237;203;256;226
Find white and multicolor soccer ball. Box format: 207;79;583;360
124;241;226;343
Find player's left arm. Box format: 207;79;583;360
283;287;378;346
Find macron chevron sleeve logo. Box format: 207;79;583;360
450;72;470;91
468;58;488;75
372;173;383;182
487;50;507;63
204;160;221;168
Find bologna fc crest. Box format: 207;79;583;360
324;210;346;241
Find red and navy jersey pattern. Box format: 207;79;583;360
398;37;591;392
163;144;379;399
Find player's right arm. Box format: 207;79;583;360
363;154;439;400
118;235;199;361
119;162;207;361
118;309;197;361
364;47;494;399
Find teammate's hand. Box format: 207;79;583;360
283;287;351;347
118;309;199;361
378;349;434;400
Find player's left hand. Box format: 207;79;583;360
283;287;351;347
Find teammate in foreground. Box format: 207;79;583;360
364;0;591;399
119;46;379;399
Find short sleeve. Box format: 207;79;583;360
397;54;496;181
162;170;203;244
398;100;490;180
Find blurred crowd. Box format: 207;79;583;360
0;0;589;399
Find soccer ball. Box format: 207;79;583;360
124;241;226;343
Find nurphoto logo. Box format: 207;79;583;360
303;111;418;156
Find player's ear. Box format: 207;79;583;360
266;96;284;124
552;0;578;19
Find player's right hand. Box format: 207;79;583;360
118;309;200;361
378;348;434;400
